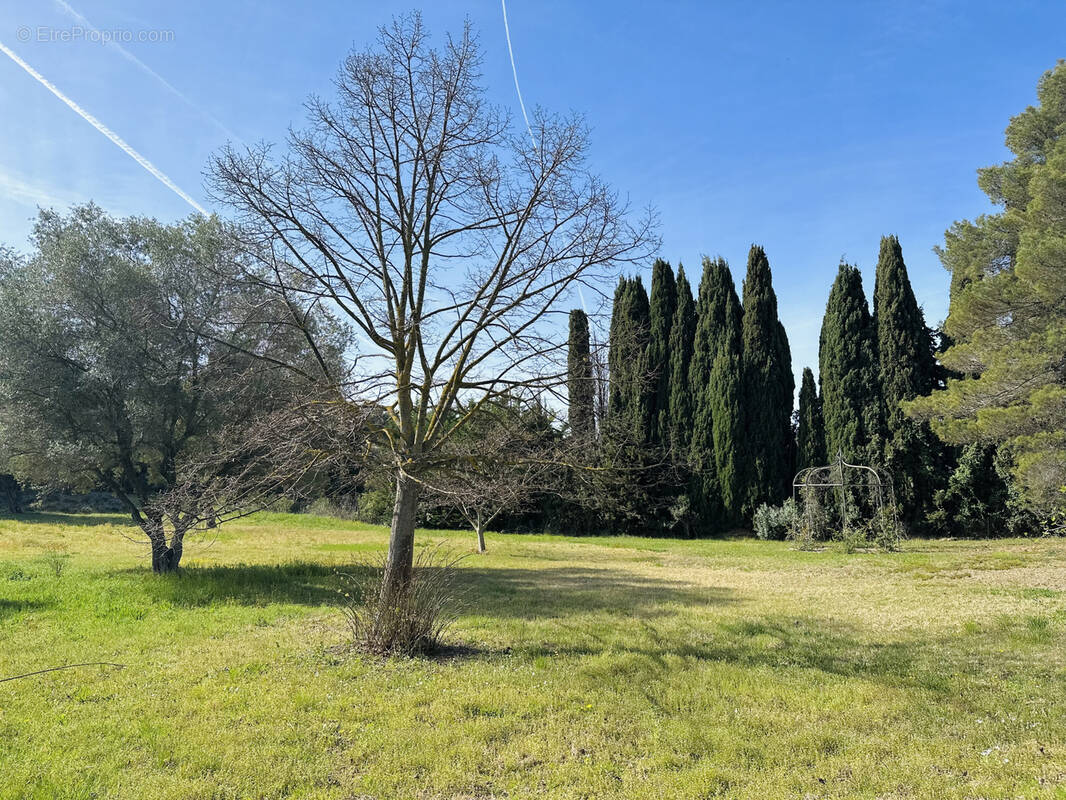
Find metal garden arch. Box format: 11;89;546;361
791;449;901;549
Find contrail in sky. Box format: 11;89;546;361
0;39;207;214
53;0;242;144
500;0;537;151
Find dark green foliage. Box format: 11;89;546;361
602;277;663;534
607;277;652;443
873;236;948;530
796;367;826;472
873;237;938;408
647;260;677;448
0;474;21;514
567;309;595;440
931;443;1034;537
666;265;697;455
690;257;745;530
818;262;883;464
740;245;794;514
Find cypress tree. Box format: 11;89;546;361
567;309;595;440
647;259;677;448
690;257;745;530
796;367;826;471
872;235;944;528
666;265;696;455
607;277;652;442
740;245;794;514
818;262;882;463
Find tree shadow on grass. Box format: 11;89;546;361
0;599;50;621
121;561;735;621
103;558;1019;699
106;562;990;695
548;613;970;696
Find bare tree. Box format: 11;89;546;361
209;15;655;601
419;397;559;553
148;392;376;553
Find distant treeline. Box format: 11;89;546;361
550;238;1029;538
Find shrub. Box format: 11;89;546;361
356;487;395;526
305;497;359;521
339;544;466;656
753;499;799;541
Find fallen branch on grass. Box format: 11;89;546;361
0;662;126;683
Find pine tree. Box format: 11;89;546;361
647;259;677;448
567;309;595;440
607;277;652;442
872;235;945;528
905;61;1066;514
666;265;696;455
690;257;745;530
818;262;883;463
740;245;794;514
796;366;826;471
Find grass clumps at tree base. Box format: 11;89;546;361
339;544;467;657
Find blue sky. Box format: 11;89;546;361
0;1;1062;386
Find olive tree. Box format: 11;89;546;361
0;205;343;571
209;15;654;601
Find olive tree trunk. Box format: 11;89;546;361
144;513;185;574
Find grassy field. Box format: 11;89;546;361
1;513;1065;799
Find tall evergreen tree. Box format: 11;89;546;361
607;277;652;442
796;367;826;472
905;61;1066;514
647;259;677;448
666;265;696;455
872;235;945;528
740;245;794;514
567;309;595;440
690;257;745;530
818;262;883;463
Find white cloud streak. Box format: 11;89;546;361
0;39;207;214
0;167;80;209
53;0;243;145
500;0;537;151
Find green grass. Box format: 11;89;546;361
2;513;1066;799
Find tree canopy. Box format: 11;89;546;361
690;257;745;529
647;259;678;448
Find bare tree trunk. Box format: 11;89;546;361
382;471;419;600
475;515;486;554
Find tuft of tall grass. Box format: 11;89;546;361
339;544;466;657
